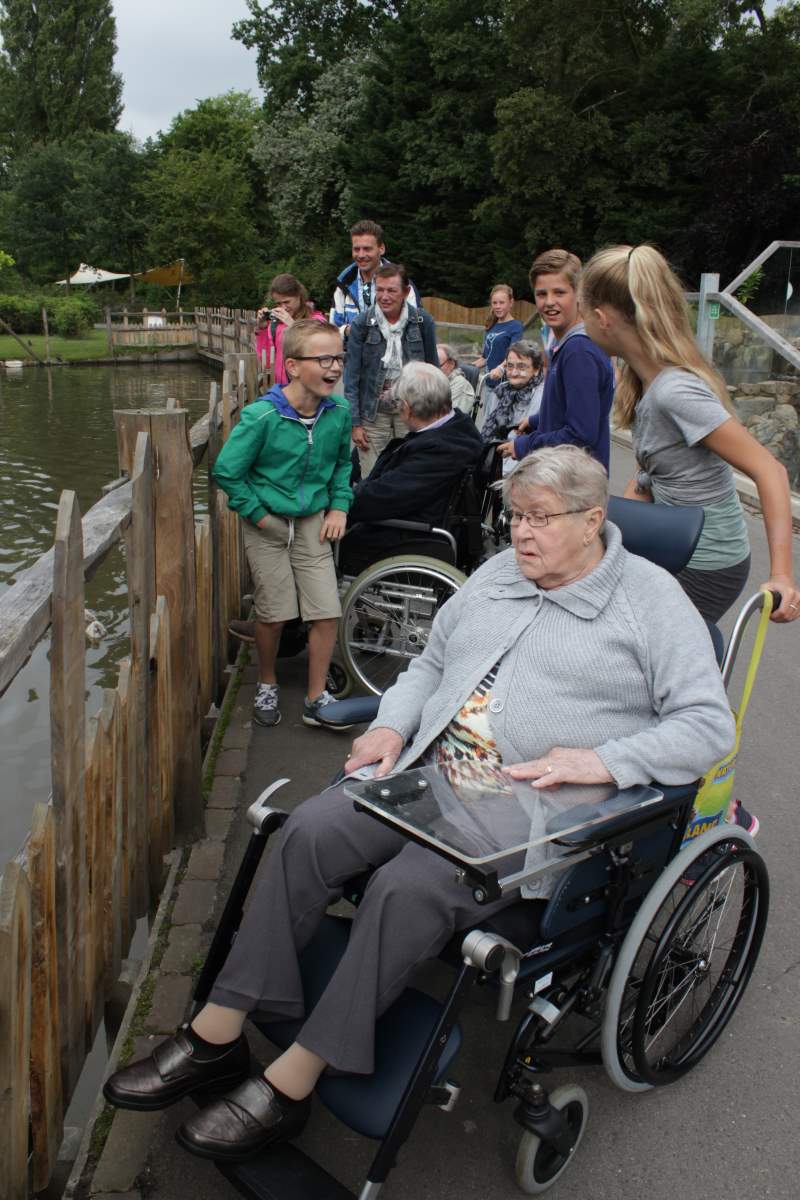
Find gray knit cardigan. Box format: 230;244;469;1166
373;521;735;790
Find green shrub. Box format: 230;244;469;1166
0;293;42;333
50;295;100;336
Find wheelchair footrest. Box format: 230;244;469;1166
253;915;463;1140
218;1142;357;1200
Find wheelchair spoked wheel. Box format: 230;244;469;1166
325;660;352;699
515;1084;589;1194
601;825;769;1092
338;555;466;695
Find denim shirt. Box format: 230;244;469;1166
344;304;438;425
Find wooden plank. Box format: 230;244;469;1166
149;412;203;843
122;432;154;917
116;661;135;949
99;689;122;990
27;804;64;1192
195;520;212;717
152;598;175;859
146;610;165;898
84;713;104;1043
0;860;32;1200
207;387;224;704
0;482;131;698
50;490;87;1097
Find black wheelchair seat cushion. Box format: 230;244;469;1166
252;914;462;1141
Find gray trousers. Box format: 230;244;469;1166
209;784;517;1074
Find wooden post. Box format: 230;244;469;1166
105;305;114;355
42;305;51;365
207;384;224;704
27;804;64;1192
123;306;129;328
99;688;122;989
0;862;32;1200
119;431;154;913
115;410;203;843
243;352;259;404
50;489;87;1095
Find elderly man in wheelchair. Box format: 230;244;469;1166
104;445;769;1197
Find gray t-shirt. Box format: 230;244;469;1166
633;368;749;570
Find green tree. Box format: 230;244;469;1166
0;0;123;151
232;0;401;111
141;148;259;306
2;141;84;280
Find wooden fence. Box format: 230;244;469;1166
421;296;537;327
195;306;259;362
106;309;199;350
0;353;259;1198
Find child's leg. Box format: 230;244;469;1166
306;617;338;700
254;619;285;684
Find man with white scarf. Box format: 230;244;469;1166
344;263;438;475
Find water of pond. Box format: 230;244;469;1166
0;361;220;864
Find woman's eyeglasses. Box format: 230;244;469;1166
293;354;346;368
506;507;590;528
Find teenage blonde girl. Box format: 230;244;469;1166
580;244;799;626
474;284;524;386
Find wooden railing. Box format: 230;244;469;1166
195;306;259;361
0;353;259;1197
105;309;199;350
421;296;537;327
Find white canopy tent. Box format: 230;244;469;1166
54;264;131;286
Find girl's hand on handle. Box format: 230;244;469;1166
762;574;800;622
502;748;614;790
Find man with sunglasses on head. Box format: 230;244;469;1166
344;262;438;475
213;320;352;730
332;219;421;336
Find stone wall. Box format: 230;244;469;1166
730;379;800;486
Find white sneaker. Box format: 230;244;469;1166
253;683;280;727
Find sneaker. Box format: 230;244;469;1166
253;682;280;727
302;689;352;729
229;619;256;644
732;800;760;837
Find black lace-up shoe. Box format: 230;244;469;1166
103;1026;251;1112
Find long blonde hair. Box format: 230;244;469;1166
486;283;514;330
579;245;732;429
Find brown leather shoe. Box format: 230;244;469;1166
103;1027;251;1111
175;1075;311;1161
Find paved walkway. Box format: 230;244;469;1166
85;439;800;1200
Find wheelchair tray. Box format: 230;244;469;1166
344;766;665;902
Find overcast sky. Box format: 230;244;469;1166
114;0;262;141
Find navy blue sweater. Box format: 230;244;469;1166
513;325;614;470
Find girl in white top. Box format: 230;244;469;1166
579;243;799;626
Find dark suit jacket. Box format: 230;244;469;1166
349;409;483;528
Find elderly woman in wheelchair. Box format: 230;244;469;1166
104;444;763;1193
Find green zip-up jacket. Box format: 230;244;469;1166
212;384;352;525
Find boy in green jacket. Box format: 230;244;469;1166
213;320;352;728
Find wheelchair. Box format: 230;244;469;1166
335;442;504;695
191;501;773;1200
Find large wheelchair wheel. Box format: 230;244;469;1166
601;825;768;1092
338;555;465;695
515;1084;589;1194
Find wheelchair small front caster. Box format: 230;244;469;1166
514;1083;589;1194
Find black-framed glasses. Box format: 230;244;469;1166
294;353;346;368
506;507;591;528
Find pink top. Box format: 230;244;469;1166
254;310;326;385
